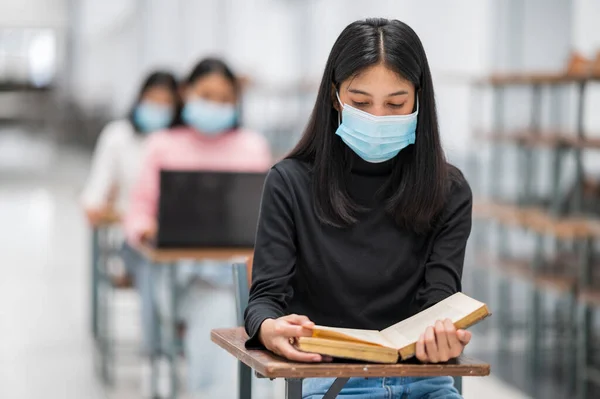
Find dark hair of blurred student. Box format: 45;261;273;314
180;57;241;134
81;70;181;223
124;58;271;396
128;71;182;134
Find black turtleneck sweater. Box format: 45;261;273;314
244;154;472;346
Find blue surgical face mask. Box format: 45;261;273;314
182;97;237;135
334;92;418;163
133;102;174;134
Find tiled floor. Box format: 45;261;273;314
0;131;531;398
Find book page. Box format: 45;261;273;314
311;325;396;348
380;292;484;348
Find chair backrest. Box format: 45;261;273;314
233;261;252;326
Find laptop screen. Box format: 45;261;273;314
156;170;267;248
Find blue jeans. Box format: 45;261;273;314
154;262;277;395
121;242;160;354
302;376;461;399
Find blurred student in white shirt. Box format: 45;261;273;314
81;71;181;221
80;71;181;366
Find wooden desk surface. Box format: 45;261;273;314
477;72;600;85
90;210;121;227
137;242;254;263
211;327;491;379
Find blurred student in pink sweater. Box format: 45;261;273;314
125;58;271;397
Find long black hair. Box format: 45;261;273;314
288;18;452;234
184;57;241;129
128;70;182;133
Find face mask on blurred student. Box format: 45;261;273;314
134;102;174;134
182;97;237;135
335;92;418;163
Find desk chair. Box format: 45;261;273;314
92;222;125;385
232;260;254;399
91;220;136;387
231;262;471;398
90;210;121;337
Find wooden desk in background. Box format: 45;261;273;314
137;242;254;399
138;244;255;263
212;327;491;399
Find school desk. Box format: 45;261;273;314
211;327;491;399
137;242;254;399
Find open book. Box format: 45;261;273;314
295;292;490;364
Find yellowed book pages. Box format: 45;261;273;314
381;292;486;349
296;337;399;363
303;292;491;361
310;326;395;348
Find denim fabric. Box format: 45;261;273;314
153;268;237;394
176;259;234;288
121;242;160;354
122;246;234;354
179;280;238;394
153;275;275;396
303;376;461;399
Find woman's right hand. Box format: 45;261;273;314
259;314;326;362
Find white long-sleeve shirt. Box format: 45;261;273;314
81;119;145;214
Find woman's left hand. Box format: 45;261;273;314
415;318;471;363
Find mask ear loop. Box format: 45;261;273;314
335;91;343;125
414;93;420;113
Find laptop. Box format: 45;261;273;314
155;170;267;248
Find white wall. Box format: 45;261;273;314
521;0;572;70
0;0;68;85
67;0;140;110
0;0;67;28
572;0;600;175
572;0;600;57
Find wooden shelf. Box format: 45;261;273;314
578;288;600;306
474;72;600;86
474;253;578;293
562;135;600;149
534;274;577;294
495;257;533;279
473;130;600;149
473;200;600;239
